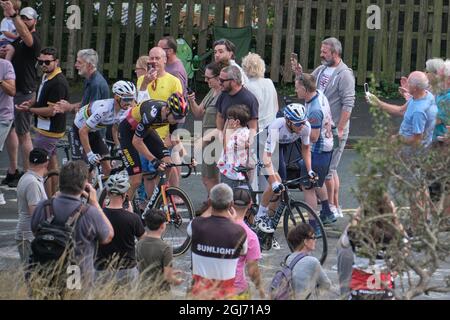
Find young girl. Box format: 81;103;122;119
217;104;251;188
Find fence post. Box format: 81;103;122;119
344;0;356;69
256;0;268;57
400;1;414;77
52;0;64;57
386;1;399;82
283;0;297;83
139;0;152;55
415;0;428;71
300;0;312;73
244;0;253;27
170;0;182;38
357;0;369;85
124;0;137;79
96;0;108;73
109;0;123;80
183;0;195;47
270;0;283;82
39;0;51;47
373;0;386;84
330;0;340;38
313;0;326;68
66;0;80;80
431;0;443;58
198;0;210;56
229;2;240;28
155;0;166;44
82;0;93;49
215;0;225;27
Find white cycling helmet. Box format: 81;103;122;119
112;80;136;98
284;103;307;124
105;172;130;195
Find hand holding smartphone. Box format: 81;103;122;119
364;83;372;98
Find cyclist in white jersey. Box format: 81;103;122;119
70;80;136;176
255;103;317;235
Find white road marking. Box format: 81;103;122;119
0;219;18;223
0;245;19;259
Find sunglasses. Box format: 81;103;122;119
219;78;233;83
120;96;135;103
38;59;55;66
291;121;307;127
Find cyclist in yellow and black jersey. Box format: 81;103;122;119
118;92;188;198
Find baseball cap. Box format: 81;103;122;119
20;7;38;20
233;186;252;207
29;148;49;164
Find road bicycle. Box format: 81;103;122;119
99;161;196;257
236;164;328;265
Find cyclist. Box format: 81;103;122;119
70;80;136;176
255;103;317;238
118;92;188;199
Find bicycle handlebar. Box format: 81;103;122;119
283;174;319;189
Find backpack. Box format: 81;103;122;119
270;253;306;300
31;198;87;266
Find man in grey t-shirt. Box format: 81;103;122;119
15;148;49;264
31;160;114;287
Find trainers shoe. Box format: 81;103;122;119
257;216;275;233
0;193;5;205
7;170;22;188
1;170;18;185
335;206;344;218
272;237;281;250
319;212;337;225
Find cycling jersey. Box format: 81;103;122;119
74;98;128;130
118;100;169;176
124;99;165;137
264;117;311;153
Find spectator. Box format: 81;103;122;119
213;39;248;85
0;3;41;185
189;61;227;204
187;183;247;299
0;0;20;53
241;52;278;191
134;55;149;79
292;37;356;218
15;148;48;264
295;74;336;228
15;47;69;197
55;49;109;113
158;36;188;95
0;57;16;204
31;160;114;286
136;209;183;297
136;46;183;195
216;65;258;143
430;59;449;146
286;223;332;299
232;187;265;299
368;71;437;149
95;172;145;286
217;105;251;188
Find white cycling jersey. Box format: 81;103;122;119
264;117;311;154
74;98;129;131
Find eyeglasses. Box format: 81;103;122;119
204;75;216;80
219;78;233;83
37;59;55;66
134;67;146;73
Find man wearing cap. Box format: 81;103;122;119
231;187;265;299
15;147;48;265
0;1;41;182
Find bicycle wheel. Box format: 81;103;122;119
154;187;194;256
283;201;328;265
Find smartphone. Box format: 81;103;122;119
364;83;372;98
291;52;298;61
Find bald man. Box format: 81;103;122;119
367;71;437;148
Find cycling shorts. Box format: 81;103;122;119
299;151;333;187
69;124;109;162
118;120;169;176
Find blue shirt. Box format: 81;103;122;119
399;91;437;148
81;71;110;106
305;91;334;153
433;89;450;141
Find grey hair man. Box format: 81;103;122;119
55;49;109;113
367;71;437;148
292;37;356;218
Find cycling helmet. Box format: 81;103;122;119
283;103;307;123
105;171;130;195
112;80;136;98
167;92;188;119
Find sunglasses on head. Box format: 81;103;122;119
38;59;55;66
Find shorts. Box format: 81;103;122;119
299;151;333;187
0;120;13;152
118;120;169;176
33;132;59;156
14;92;35;135
326;130;348;179
69;124;109;161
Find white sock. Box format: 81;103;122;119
256;205;268;219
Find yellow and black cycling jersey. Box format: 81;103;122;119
124;99;167;138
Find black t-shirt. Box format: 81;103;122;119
34;70;70;136
215;87;259;121
11;31;41;93
95;208;145;270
